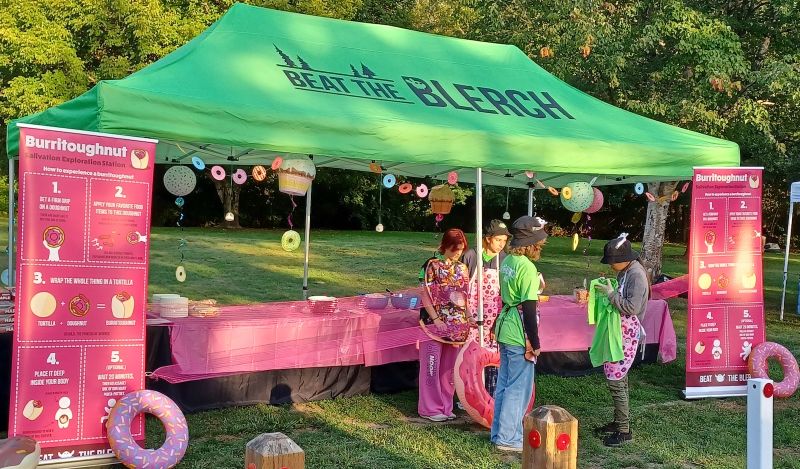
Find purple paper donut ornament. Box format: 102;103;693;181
106;390;188;469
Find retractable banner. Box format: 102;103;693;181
10;124;156;465
685;167;765;399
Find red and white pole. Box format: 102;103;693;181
747;378;774;469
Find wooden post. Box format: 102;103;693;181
522;405;578;469
245;432;305;469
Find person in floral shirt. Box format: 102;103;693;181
418;228;471;422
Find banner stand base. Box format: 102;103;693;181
684;386;747;400
39;455;119;468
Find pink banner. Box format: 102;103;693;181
685;167;765;398
10;124;156;464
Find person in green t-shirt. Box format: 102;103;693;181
490;216;547;452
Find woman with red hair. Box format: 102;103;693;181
417;228;471;421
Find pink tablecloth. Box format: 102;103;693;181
151;295;676;383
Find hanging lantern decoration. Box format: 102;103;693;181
560;182;594;212
429;184;455;215
224;212;235;222
277;158;316;196
502;211;510;220
584;187;604;213
375;224;384;233
163;166;197;197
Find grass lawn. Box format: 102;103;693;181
4;225;800;468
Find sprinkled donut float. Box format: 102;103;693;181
748;342;799;398
107;390;188;469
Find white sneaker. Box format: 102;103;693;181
421;414;449;422
495;444;523;452
446;413;457;420
456;401;465;410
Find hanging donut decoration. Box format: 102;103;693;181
271;157;283;171
251;165;267;182
175;266;186;283
547;186;559;196
416;184;429;198
398;183;413;194
382;174;396;189
191;156;206;171
232;169;247;185
210;165;226;181
447;171;459;185
634;183;645;195
369;162;382;174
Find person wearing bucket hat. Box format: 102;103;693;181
462;219;511;394
490;216;548;452
593;233;650;447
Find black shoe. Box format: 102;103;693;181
594;422;618;435
603;431;632;447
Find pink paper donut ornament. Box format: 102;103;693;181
232;169;247;185
454;339;535;428
416;184;429;198
210;165;226;181
106;390;188;469
748;342;799;398
447;171;459;185
271;157;283;171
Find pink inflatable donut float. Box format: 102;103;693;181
454;339;535;429
107;390;188;468
748;342;799;398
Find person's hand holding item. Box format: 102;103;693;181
594;278;614;296
432;316;447;333
524;339;540;362
42;239;61;261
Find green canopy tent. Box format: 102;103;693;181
6;3;739;343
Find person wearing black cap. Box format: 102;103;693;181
462;219;510;395
490;216;548;452
594;233;650;447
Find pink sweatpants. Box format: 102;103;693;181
418;340;459;417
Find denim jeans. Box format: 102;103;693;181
490;343;535;448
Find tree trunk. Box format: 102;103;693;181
641;181;679;281
212;176;242;228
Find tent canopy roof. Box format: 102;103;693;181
7;3;739;188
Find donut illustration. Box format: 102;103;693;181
717;274;729;289
130;149;149;169
43;226;65;248
127;231;139;244
69;294;90;317
111;291;134;319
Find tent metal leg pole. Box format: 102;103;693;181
780;202;794;320
302;185;312;300
527;187;533;216
476;168;484;347
8;158;14;288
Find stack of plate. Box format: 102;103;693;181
152;294;188;318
